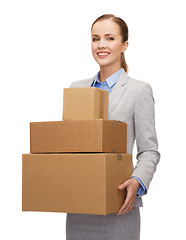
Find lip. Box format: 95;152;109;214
97;51;110;58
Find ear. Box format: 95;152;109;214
121;41;129;53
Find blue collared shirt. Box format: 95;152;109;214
91;68;146;196
91;68;123;94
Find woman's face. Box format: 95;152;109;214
91;19;128;69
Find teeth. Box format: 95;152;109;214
98;52;109;55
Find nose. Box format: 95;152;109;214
98;38;106;49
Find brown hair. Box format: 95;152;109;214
91;14;129;72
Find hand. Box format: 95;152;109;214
116;178;140;215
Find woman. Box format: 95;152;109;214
66;14;160;240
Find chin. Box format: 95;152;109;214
95;60;112;67
99;62;115;68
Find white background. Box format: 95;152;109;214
0;0;186;239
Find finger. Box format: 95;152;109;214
117;194;135;215
117;193;132;214
119;199;131;215
118;180;129;190
117;201;130;215
121;196;136;215
121;202;134;215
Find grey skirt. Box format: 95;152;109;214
66;208;140;240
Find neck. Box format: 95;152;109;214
99;64;122;82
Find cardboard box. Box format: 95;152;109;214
63;87;109;120
30;120;127;153
22;153;132;215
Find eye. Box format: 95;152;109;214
108;37;114;41
92;37;99;42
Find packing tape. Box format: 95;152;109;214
117;153;122;161
112;121;118;126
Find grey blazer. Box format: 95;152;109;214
69;70;160;208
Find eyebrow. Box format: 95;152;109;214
92;33;116;37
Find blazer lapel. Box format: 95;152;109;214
84;76;96;87
108;70;128;114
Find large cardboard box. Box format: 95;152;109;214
22;153;132;215
30;120;127;153
63;87;109;120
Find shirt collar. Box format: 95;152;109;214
93;68;124;88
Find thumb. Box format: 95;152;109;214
118;179;130;190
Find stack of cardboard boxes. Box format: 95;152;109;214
22;87;132;215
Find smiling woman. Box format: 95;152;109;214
66;14;160;240
91;16;128;82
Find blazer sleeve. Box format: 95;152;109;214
69;82;75;88
131;83;160;192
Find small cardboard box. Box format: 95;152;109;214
22;153;132;215
30;120;127;153
63;87;109;120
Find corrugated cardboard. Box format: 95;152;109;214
22;153;132;215
30;120;127;153
63;87;109;120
